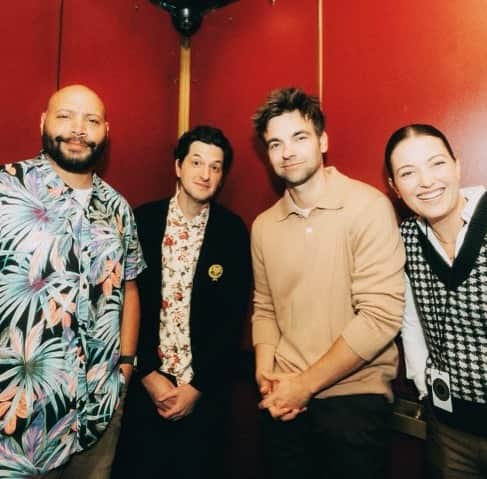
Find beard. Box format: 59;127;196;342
42;130;107;173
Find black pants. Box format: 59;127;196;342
111;376;231;479
260;393;392;479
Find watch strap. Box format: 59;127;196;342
119;355;137;366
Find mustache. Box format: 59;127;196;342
54;135;97;149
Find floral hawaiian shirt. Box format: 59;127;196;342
0;156;145;477
159;195;208;385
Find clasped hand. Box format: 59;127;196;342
142;371;201;421
258;371;312;422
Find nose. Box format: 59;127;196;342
71;117;87;137
418;167;434;187
199;164;210;181
282;142;295;159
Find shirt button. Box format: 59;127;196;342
305;226;313;234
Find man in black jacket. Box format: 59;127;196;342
112;125;252;479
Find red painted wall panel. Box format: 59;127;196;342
0;1;59;162
324;1;487;193
190;0;319;227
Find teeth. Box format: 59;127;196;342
418;190;443;200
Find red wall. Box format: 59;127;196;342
324;1;487;193
0;1;58;160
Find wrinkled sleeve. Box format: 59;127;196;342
251;216;281;347
341;194;405;360
401;274;428;398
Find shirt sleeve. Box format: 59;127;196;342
341;194;406;360
251;216;281;347
122;205;146;280
401;274;429;399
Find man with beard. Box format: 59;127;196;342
0;84;145;478
251;88;405;478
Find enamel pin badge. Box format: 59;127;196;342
208;264;223;281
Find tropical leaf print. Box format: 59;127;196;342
0;158;145;476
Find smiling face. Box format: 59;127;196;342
389;134;462;224
40;85;109;173
263;110;328;188
175;140;224;208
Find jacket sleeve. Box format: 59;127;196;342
189;215;252;393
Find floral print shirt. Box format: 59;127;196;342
0;156;145;477
158;195;209;385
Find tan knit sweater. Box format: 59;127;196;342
251;167;405;400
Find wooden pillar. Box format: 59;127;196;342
178;36;191;137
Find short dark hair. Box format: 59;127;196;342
385;124;456;179
252;87;325;142
174;125;233;175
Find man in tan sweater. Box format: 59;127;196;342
251;88;405;479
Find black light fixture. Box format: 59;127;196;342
150;0;238;37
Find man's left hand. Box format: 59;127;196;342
156;383;202;421
259;371;313;415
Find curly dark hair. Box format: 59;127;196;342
174;125;233;175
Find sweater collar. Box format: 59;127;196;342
276;166;345;221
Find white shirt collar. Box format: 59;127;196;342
415;185;486;264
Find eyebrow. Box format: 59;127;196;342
55;109;103;119
427;153;448;162
190;154;222;164
265;129;310;146
395;164;414;173
395;153;448;173
265;137;281;147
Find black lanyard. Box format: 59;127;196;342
424;224;453;374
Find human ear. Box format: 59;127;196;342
388;177;401;198
40;112;46;135
175;159;182;179
319;132;328;154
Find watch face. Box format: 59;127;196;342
432;377;450;401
